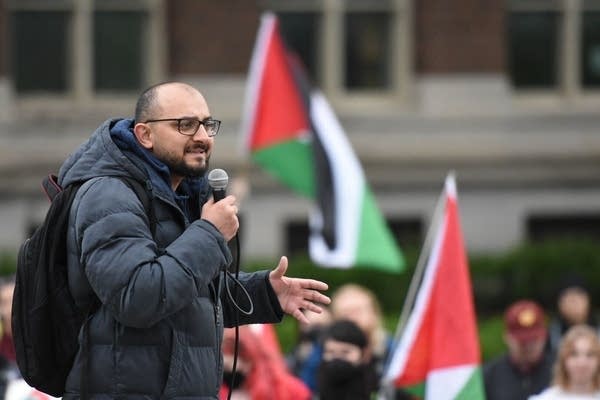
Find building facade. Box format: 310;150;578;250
1;0;600;261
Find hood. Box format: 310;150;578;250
58;118;146;187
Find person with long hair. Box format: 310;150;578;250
530;324;600;399
330;283;393;394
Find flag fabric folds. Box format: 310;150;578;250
382;174;485;399
240;12;404;273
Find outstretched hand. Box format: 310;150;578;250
269;256;331;324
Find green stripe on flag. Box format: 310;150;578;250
402;382;425;398
356;187;405;272
455;367;486;400
252;139;314;197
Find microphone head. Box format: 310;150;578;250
207;168;229;190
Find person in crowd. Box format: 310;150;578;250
330;283;393;393
529;324;600;399
318;319;375;400
0;276;20;398
219;325;311;400
0;276;15;364
484;299;555;400
59;81;330;398
548;274;600;354
286;307;332;392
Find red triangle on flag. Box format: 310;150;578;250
246;14;310;152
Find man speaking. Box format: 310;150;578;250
58;81;330;399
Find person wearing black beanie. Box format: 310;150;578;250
317;319;373;400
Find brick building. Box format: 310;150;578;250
0;0;599;260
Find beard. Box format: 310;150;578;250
158;144;210;178
167;156;210;178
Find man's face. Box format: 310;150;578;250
558;288;590;324
142;84;214;180
505;333;546;370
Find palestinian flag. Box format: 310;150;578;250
382;174;485;399
240;12;404;273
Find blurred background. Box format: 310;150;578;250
0;0;600;361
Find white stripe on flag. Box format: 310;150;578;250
308;90;365;267
426;364;476;400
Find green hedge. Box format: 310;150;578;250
244;239;600;317
245;238;600;360
5;238;597;314
2;238;598;361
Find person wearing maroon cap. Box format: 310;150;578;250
484;300;556;400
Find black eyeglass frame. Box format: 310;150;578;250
143;117;221;137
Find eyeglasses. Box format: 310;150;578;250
143;117;221;137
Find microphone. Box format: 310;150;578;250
208;168;229;202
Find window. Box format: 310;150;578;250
528;214;600;242
263;0;412;104
508;11;559;89
285;220;310;257
345;12;391;89
277;12;320;84
581;10;600;87
8;0;163;97
12;10;70;92
93;11;145;91
508;0;600;95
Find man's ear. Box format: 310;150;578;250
133;123;153;150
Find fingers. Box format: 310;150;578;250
201;195;239;241
293;308;310;325
270;256;288;280
292;301;327;324
302;300;325;314
297;278;329;292
299;288;331;308
311;291;331;305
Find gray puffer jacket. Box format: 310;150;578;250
59;119;283;399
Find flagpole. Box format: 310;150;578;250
378;178;449;400
391;175;449;344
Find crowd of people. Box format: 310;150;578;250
2;272;600;399
219;276;600;400
484;277;600;400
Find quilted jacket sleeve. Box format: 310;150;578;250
221;270;284;328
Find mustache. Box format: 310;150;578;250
186;143;209;152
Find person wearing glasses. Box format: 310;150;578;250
58;81;330;399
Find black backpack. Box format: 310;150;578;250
12;174;154;397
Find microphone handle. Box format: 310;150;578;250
213;188;226;202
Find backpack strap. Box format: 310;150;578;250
119;176;157;238
42;174;62;202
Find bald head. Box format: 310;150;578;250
135;82;204;123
